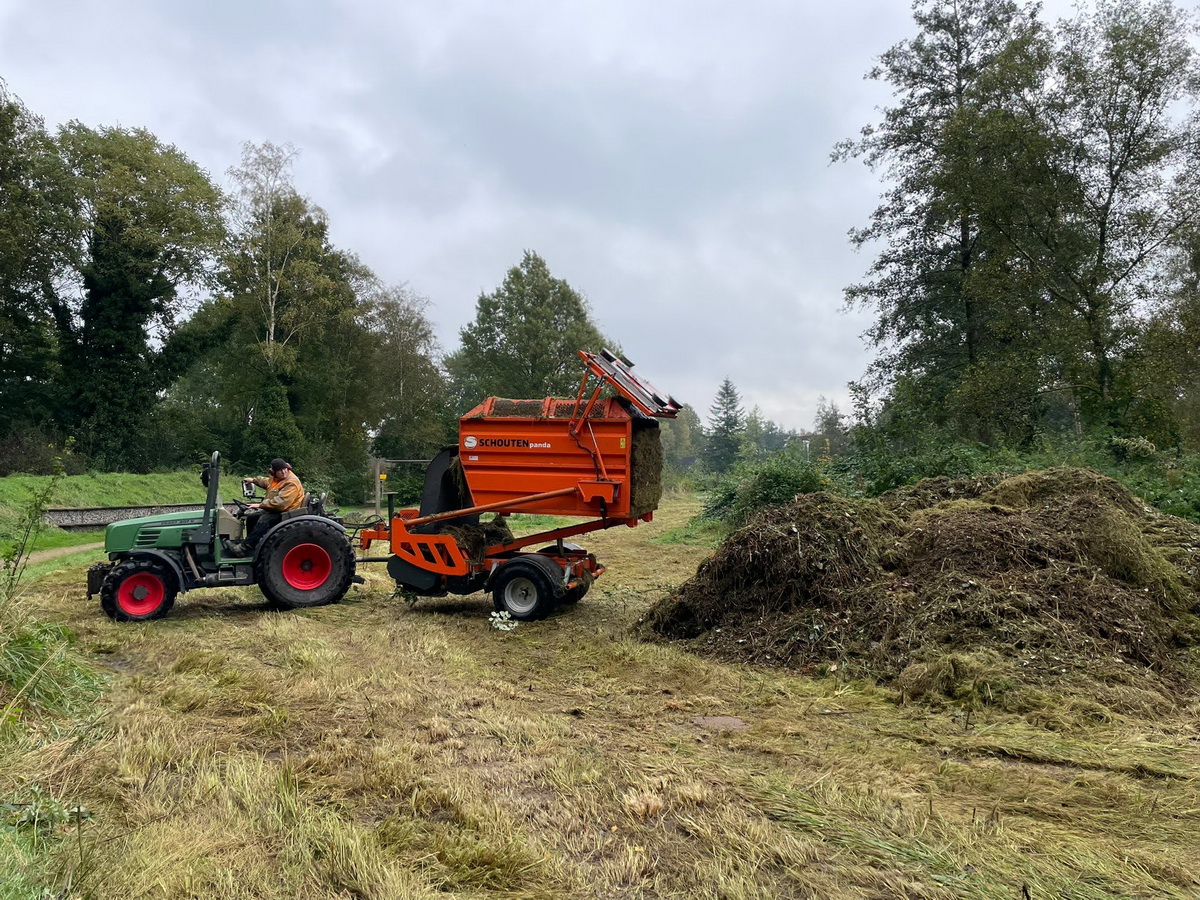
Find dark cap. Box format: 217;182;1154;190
269;458;291;472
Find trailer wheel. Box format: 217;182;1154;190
100;558;177;622
492;561;556;621
257;520;354;611
562;569;593;605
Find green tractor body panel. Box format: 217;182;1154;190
105;510;204;556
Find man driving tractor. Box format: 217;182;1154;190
226;458;305;555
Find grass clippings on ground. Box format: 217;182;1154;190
1;492;1198;899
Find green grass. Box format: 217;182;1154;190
0;529;103;559
18;548;108;584
505;512;587;536
651;516;727;547
0;829;52;900
0;471;204;511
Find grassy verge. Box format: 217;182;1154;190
0;471;202;550
1;480;102;900
3;493;1198;898
0;528;104;558
0;471;204;511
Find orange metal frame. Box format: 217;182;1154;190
363;349;676;583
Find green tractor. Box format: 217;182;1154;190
87;452;358;622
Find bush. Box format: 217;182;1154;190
703;452;828;524
0;428;87;477
840;427;999;495
1;473;99;723
834;423;1200;524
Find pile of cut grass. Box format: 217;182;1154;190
440;515;517;564
643;468;1200;710
628;420;663;518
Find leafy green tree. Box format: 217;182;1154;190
838;0;1048;446
240;376;306;471
737;407;796;464
704;378;744;474
368;284;451;460
996;0;1200;429
813;397;851;458
1132;232;1200;445
445;251;611;408
168;143;415;499
843;0;1200;444
739;408;766;464
208;144;373;487
55;123;225;468
0;84;77;444
660;403;703;472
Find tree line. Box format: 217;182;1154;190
841;0;1200;455
0;82;800;496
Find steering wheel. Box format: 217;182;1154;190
231;497;251;516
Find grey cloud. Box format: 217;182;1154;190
1;0;912;430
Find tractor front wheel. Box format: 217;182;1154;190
256;520;354;610
100;559;177;622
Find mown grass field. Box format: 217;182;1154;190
3;493;1199;898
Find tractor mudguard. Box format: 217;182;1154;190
126;549;190;594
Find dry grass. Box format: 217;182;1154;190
1;493;1198;898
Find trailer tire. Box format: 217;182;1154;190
492;561;556;621
100;558;177;622
562;568;593;605
257;519;354;611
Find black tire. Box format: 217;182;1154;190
256;519;355;611
492;561;556;621
100;558;177;623
562;569;593;605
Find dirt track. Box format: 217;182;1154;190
26;542;103;565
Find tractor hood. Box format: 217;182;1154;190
105;510;205;555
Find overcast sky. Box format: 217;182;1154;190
2;1;952;430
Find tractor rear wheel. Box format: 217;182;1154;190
100;558;177;622
492;560;556;621
256;520;354;610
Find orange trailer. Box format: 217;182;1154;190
360;350;680;619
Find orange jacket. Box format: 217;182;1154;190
252;471;305;512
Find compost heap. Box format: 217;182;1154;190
643;468;1200;706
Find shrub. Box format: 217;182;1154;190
1;473;99;723
703;452;827;524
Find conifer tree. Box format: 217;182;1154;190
705;378;744;474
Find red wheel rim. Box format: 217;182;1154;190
281;543;332;590
117;572;165;616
